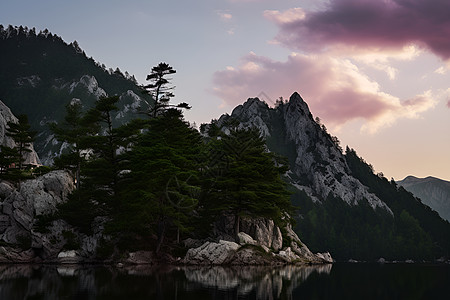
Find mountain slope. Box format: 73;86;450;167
211;93;450;260
0;25;152;164
398;176;450;222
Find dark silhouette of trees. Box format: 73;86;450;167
144;62;191;117
6;114;36;170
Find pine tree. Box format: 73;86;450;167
205;128;293;240
6;114;36;170
0;145;19;175
49;100;91;189
124;109;202;253
80;96;122;206
144;62;191;117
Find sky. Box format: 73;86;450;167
2;0;450;181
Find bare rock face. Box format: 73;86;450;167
0;99;41;166
0;170;75;262
184;216;333;265
221;93;392;213
183;240;240;265
240;218;283;251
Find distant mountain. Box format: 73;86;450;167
0;25;152;164
398;176;450;222
210;93;450;260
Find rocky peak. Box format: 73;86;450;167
286;92;313;119
217;92;392;213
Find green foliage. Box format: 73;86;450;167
96;238;115;259
0;146;19;175
122;109;203;252
16;233;32;250
203;127;294;238
6;114;36;170
62;230;80;250
34;213;57;234
49;100;93;188
33;165;52;176
144;62;191;117
57;190;97;234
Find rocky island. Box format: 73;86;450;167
0;170;331;265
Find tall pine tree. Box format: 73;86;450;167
6;114;36;170
124;109;202;253
204;128;293;240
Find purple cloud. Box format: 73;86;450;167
212;52;435;132
265;0;450;60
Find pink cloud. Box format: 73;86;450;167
265;0;450;60
212;52;435;132
447;100;450;108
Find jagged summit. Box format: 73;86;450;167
220;92;391;212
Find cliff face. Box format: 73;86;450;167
398;176;450;222
0;99;40;166
219;93;391;213
0;170;74;262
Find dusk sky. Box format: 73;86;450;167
2;0;450;181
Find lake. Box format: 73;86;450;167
0;263;449;299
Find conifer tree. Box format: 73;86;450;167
49;100;90;189
144;62;191;117
124;109;202;253
205;128;293;240
6;114;36;170
81;96;122;206
0;146;19;175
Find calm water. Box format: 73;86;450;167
0;263;449;299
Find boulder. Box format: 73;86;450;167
0;171;75;260
277;247;300;263
125;251;154;264
241;218;283;251
238;232;257;245
183;240;240;265
57;250;81;264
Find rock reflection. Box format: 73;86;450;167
0;263;332;299
183;264;332;299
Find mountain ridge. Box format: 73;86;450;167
0;25;152;165
398;175;450;222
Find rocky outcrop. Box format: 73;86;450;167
183;240;240;265
0;99;40;166
183;216;333;265
0;170;75;262
240;217;283;251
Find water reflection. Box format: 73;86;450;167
0;263;331;299
183;265;332;299
1;263;449;299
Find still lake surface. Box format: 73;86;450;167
0;263;449;299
